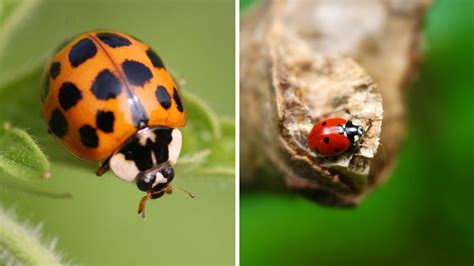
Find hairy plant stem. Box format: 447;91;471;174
0;207;61;265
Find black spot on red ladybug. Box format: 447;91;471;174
324;137;330;144
322;121;327;126
122;60;153;87
49;108;68;138
49;62;61;79
155;86;171;109
59;82;82;111
146;48;165;69
96;110;115;133
334;147;340;153
68;38;97;67
173;87;184;113
40;76;49;103
91;69;123;100
96;32;131;48
79;125;99;148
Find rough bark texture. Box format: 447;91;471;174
240;0;430;206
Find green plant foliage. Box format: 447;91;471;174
200;117;235;176
240;0;257;12
0;206;63;265
0;0;235;265
1;0;24;24
0;124;50;180
180;92;222;156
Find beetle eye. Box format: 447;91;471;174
136;172;156;192
358;126;364;136
160;165;174;182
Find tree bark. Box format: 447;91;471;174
240;0;431;206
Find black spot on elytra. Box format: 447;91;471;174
146;48;165;69
96;111;115;133
41;75;49;103
79;125;99;148
173;87;184;113
155;86;171;109
49;62;61;79
91;69;123;100
122;60;153;87
49;108;68;138
68;38;97;67
334;147;340;153
118;127;172;171
322;121;327;126
59;82;82;111
96;32;131;48
324;137;330;144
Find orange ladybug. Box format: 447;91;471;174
40;31;194;217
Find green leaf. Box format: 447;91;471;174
200;117;235;176
184;92;221;139
0;123;50;180
0;67;45;136
180;117;235;177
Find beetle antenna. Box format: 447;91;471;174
137;192;151;218
137;185;195;218
171;185;196;198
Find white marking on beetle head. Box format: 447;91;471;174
138;128;157;146
110;153;139;183
168;129;182;165
354;135;360;142
152;171;167;187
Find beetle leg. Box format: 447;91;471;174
95;157;111;176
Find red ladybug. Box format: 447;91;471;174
307;118;364;156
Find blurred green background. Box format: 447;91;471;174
240;1;474;265
0;0;235;265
